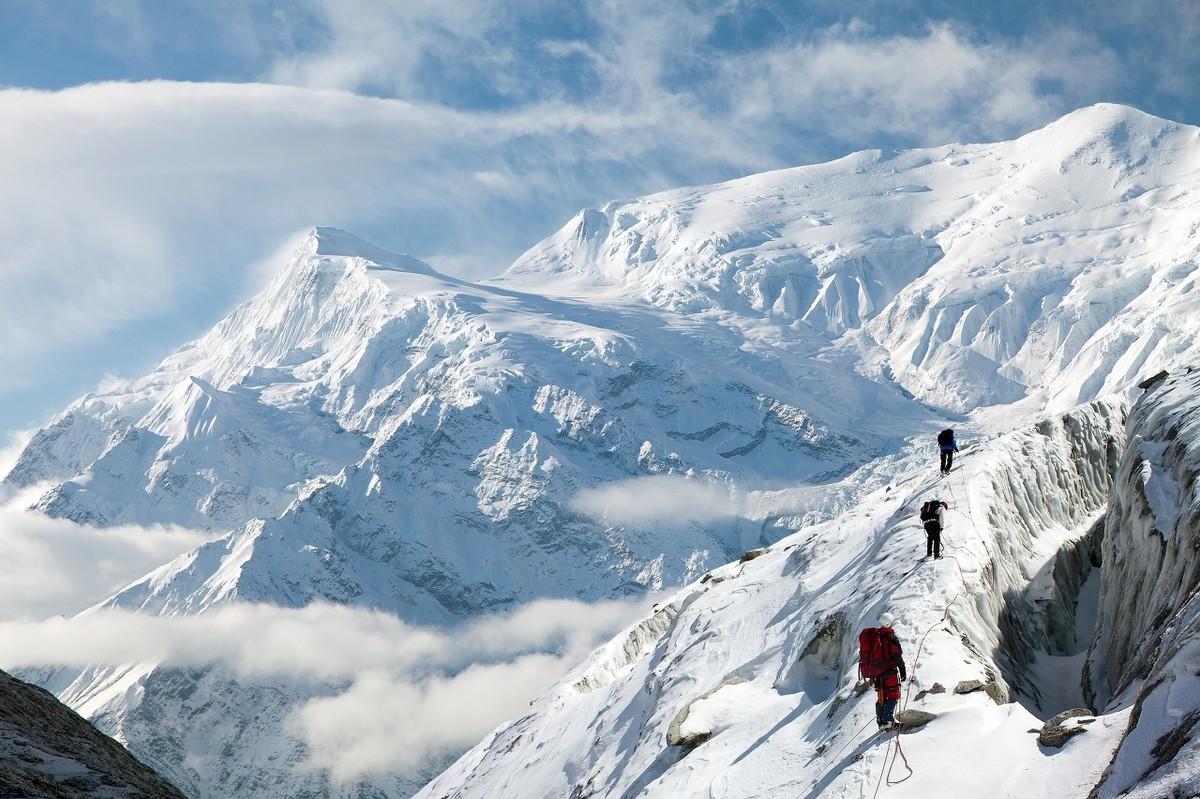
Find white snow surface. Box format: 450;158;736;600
7;103;1200;798
417;400;1129;799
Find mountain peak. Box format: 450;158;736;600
1018;102;1181;150
305;226;438;276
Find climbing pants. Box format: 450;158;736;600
940;449;954;473
924;522;941;558
876;692;897;726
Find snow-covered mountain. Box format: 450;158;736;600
420;366;1200;799
8;102;1200;798
418;398;1129;799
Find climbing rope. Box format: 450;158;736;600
869;449;992;796
871;728;914;798
832;445;994;797
800;716;877;794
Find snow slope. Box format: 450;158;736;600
9;103;1200;798
417;400;1129;799
16;228;916;799
505;103;1200;416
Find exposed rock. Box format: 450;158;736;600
666;677;748;751
895;709;937;730
1137;370;1169;390
739;548;769;563
1038;708;1093;748
0;668;187;799
914;682;946;701
951;678;1006;703
984;680;1009;705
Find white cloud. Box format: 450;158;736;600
0;429;35;483
0;597;646;677
728;23;1122;144
0;595;651;782
0;495;215;620
571;473;841;526
291;654;585;779
572;474;743;524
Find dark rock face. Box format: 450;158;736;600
895;709;936;730
1038;708;1093;748
0;668;188;799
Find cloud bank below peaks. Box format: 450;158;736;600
0;596;653;780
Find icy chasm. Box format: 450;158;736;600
416;399;1129;799
1085;368;1200;798
9;103;1200;798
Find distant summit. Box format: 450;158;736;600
308;225;439;275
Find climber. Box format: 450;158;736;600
858;613;907;730
937;428;959;474
920;499;949;560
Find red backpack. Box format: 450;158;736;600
858;627;900;678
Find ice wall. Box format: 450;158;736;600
1087;369;1200;798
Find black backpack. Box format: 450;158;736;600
937;429;954;446
920;502;939;522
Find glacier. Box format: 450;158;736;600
6;102;1200;797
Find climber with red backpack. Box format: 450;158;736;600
858;613;907;730
920;499;949;560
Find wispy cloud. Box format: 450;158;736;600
0;489;215;620
0;596;652;781
571;474;743;525
570;473;836;526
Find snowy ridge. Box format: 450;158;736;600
417;399;1129;799
505;104;1200;414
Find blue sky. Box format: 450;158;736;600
1;0;1198;441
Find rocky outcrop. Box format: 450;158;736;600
666;677;748;751
0;668;188;799
1038;708;1092;748
895;709;936;730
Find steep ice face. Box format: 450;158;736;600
417;400;1130;799
1086;369;1200;798
505;104;1200;414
